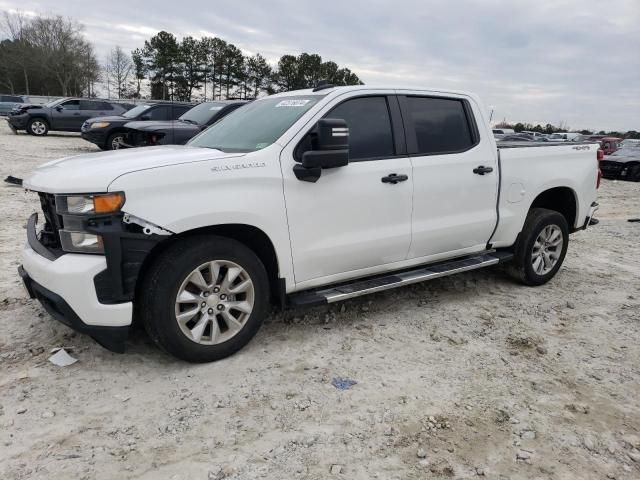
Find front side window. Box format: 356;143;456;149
405;96;474;155
325;96;395;160
189;96;321;153
60;100;80;110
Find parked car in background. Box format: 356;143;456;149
81;103;194;150
600;142;640;181
493;128;515;135
497;134;535;142
0;94;24;116
548;132;581;142
522;131;548;140
600;137;621;155
7;98;128;136
123;100;247;147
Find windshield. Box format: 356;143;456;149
180;102;227;125
44;98;66;108
189;96;321;152
123;104;151;118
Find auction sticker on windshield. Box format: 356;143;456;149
275;100;311;107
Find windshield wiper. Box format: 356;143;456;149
181;119;198;125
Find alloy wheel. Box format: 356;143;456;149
531;224;563;275
174;260;255;345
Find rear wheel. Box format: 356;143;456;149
139;235;270;362
508;208;569;286
27;118;48;136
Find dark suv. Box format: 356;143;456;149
81;102;193;150
8;98;128;136
124;101;247;147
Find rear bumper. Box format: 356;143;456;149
20;242;132;352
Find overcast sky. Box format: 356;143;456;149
2;0;638;131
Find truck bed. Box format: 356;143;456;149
490;142;600;249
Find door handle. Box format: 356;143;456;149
381;173;409;184
473;165;494;175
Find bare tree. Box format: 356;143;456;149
104;45;132;98
1;11;32;94
26;15;97;96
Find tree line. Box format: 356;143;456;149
0;12;100;96
108;31;362;101
1;11;362;101
494;121;640;140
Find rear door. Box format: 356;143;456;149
282;92;413;286
398;93;498;260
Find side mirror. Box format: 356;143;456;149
294;118;349;183
140;114;151;120
55;106;63;112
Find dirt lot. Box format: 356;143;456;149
0;119;639;480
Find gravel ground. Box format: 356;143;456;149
1;120;639;480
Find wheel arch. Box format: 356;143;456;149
528;186;578;230
136;223;284;307
27;115;50;126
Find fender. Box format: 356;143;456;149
108;145;296;290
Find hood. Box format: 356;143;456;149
24;145;243;194
124;119;199;132
13;104;44;114
85;115;126;124
606;147;640;164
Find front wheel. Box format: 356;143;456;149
138;235;270;362
107;132;126;150
508;208;569;286
27;118;49;136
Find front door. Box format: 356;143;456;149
398;93;498;259
282;93;413;287
51;99;81;129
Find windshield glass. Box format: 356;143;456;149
180;102;226;125
189;96;321;152
123;104;151;118
44;98;66;108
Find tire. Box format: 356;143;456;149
106;132;126;150
27;118;49;136
138;235;270;362
508;208;569;286
627;164;640;182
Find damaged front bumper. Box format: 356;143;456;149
20;243;132;353
19;207;171;353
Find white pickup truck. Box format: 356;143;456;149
19;85;601;362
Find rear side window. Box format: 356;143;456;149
326;96;394;160
148;106;169;120
80;100;99;110
404;97;475;155
2;95;23;103
99;102;114;110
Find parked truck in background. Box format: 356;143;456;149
19;85;600;362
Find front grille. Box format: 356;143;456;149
37;193;63;249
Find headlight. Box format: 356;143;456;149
56;192;125;215
54;192;125;254
59;230;104;254
90;122;110;129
